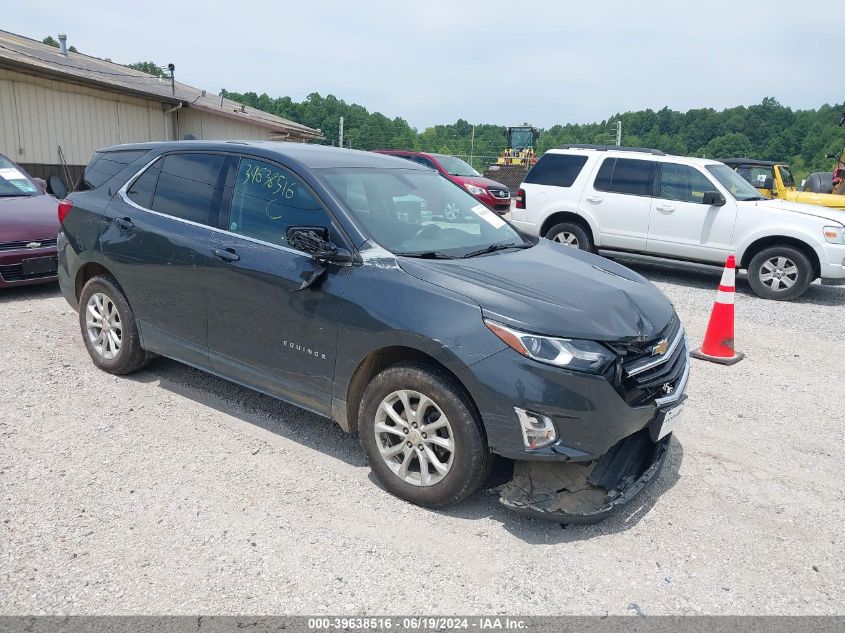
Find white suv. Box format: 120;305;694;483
510;145;845;300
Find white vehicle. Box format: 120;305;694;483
510;145;845;300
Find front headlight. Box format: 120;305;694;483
823;226;845;244
484;320;616;373
464;183;486;196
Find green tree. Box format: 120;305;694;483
126;61;166;77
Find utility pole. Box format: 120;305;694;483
470;125;475;167
338;117;344;150
614;120;622;146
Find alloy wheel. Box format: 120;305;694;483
373;389;455;487
443;202;460;221
553;231;579;248
760;256;798;291
85;292;122;360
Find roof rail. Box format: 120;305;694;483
558;144;666;156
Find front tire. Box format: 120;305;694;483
359;362;492;508
545;221;592;251
78;275;151;374
747;246;813;301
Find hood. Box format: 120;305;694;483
0;193;60;243
788;190;845;211
746;197;845;225
397;240;675;342
451;174;509;191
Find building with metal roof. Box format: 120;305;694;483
0;30;321;185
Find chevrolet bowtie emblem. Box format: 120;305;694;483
26;241;41;249
653;339;668;355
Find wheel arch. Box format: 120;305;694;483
738;235;821;278
75;261;116;300
539;210;596;244
343;345;482;435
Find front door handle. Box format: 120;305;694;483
114;217;134;230
212;247;240;262
656;204;675;212
585;195;603;204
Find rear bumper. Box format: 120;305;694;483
499;430;671;524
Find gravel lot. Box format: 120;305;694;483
1;263;844;616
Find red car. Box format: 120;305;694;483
374;150;511;215
0;154;67;288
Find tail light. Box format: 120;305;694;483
515;188;525;209
58;199;72;224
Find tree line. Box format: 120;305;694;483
223;91;844;179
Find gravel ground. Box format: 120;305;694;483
1;264;844;616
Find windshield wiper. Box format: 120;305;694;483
462;242;530;258
395;250;458;259
0;193;29;198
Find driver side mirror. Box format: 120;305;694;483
702;191;726;206
46;175;69;199
286;226;353;263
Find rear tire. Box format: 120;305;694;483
78;275;151;374
747;246;813;301
545;222;593;252
359;362;492;508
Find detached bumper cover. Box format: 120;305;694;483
499;430;671;524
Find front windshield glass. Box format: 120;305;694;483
778;165;796;188
320;168;527;258
431;154;479;177
0;155;38;197
706;164;764;201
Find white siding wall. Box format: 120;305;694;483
0;68;278;167
178;108;273;141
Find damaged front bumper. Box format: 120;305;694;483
499;429;671;524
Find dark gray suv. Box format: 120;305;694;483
57;141;689;523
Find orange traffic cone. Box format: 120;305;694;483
691;254;745;365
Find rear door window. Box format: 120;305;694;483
594;158;655;196
150;153;227;226
227;157;331;248
524;153;588;187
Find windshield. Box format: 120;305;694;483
706;164;764;201
778;165;796;188
431;154;480;177
320;168;527;257
0;155;38;197
510;128;535;151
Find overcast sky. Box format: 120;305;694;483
6;1;840;130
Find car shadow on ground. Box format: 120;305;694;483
0;281;60;304
128;358;365;468
616;258;845;307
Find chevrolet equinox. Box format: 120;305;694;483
57;142;689;523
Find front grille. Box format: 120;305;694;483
488;188;510;199
0;263;57;282
0;238;58;252
618;318;689;407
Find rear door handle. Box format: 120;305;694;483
114;217;134;230
585;195;603;203
212;247;240;262
656;204;675;212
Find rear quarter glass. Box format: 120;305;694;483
524;154;588;187
79;149;152;191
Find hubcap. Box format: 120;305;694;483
85;292;122;360
553;231;579;248
760;256;798;291
373;389;454;487
444;202;460;221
